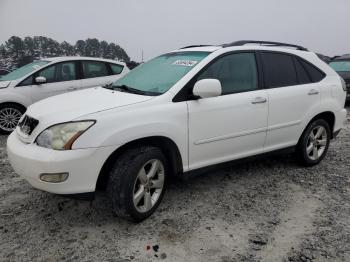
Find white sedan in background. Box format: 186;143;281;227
0;57;129;133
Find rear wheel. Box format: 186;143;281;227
107;146;168;222
0;104;25;134
296;119;331;166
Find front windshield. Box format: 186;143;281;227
112;51;210;95
329;61;350;72
0;60;50;81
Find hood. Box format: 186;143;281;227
337;72;350;82
27;86;153;122
0;80;11;89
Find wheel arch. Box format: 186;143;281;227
0;102;27;112
301;111;335;140
96;136;184;190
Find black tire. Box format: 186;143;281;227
296;119;331;166
107;146;168;222
0;103;25;135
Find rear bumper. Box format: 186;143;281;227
334;108;347;133
7;132;116;195
333;129;341;139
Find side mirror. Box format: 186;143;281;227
193;79;222;99
35;76;46;84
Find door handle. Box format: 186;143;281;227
252;97;267;104
67;87;78;91
308;89;319;95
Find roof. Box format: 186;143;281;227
175;40;309;53
332;54;350;61
39;56;126;65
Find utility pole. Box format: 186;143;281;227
141;50;144;63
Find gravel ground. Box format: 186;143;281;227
0;107;349;262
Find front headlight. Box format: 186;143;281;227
36;121;95;150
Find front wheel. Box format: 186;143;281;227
296;119;331;166
107;146;168;222
0;104;25;134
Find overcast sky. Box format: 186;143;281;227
0;0;349;61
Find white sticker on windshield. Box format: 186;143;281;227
173;60;198;67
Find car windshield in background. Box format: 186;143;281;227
0;60;50;81
111;51;210;95
329;61;350;72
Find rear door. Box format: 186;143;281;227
80;60;124;89
260;51;325;151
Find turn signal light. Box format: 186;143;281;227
39;173;69;183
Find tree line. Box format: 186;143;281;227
0;36;131;69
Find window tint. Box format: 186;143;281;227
18;76;33;86
110;63;124;75
37;65;56;83
18;62;77;86
197;53;258;95
261;52;298;88
82;61;109;78
294;58;311;84
55;62;77;82
299;59;325;82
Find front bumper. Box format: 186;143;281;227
7;132;116;195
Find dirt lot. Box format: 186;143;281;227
0;108;349;262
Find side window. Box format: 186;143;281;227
55;62;77;82
197;53;258;95
37;65;56;83
294;58;312;84
82;61;109;79
298;59;325;83
17;75;34;86
261;52;298;88
110;63;124;75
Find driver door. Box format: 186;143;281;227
187;52;268;170
27;61;81;103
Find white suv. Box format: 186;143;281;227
7;41;347;221
0;57;129;133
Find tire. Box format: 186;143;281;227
0;103;25;135
107;146;168;222
296;119;331;166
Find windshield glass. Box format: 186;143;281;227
112;51;210;95
0;60;50;81
329;61;350;72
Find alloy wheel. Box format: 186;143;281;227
133;159;165;213
0;107;23;132
306;125;328;161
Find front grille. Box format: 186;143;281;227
18;115;39;135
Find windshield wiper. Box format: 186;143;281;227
110;84;160;96
102;83;114;89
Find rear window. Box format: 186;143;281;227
82;61;109;78
295;58;312;84
110;63;124;75
299;59;325;82
261;52;298;88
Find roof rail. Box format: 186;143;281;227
179;45;213;49
223;40;308;51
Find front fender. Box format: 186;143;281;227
73;102;189;170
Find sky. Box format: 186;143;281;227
0;0;349;61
